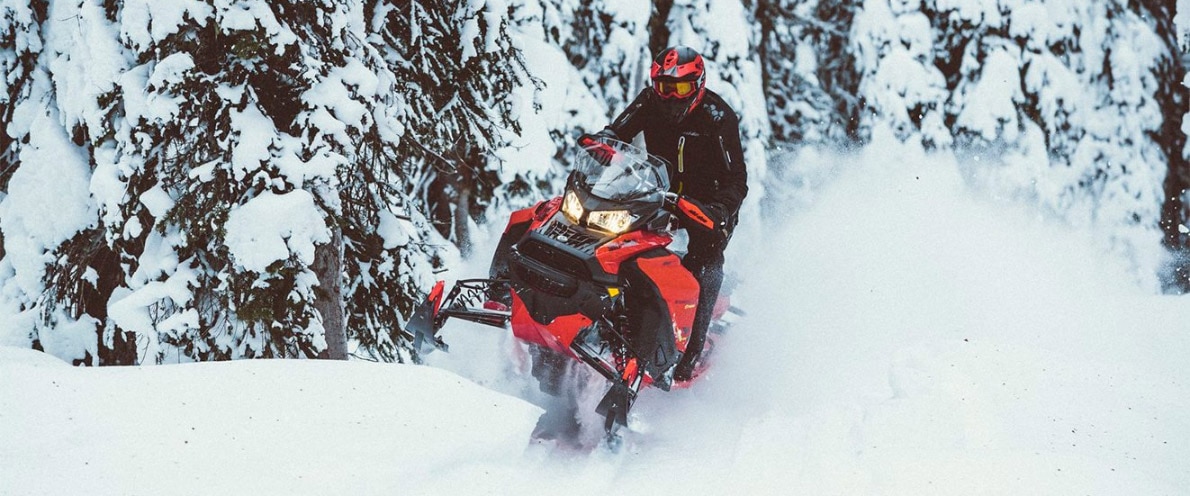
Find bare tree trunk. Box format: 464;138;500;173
314;226;348;359
454;181;473;258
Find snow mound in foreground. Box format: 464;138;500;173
0;348;542;495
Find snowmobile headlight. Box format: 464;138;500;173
587;209;636;234
562;190;583;223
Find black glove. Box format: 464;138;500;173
673;196;728;237
673;350;700;382
702;202;727;228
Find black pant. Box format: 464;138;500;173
680;223;731;363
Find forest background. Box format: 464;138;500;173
0;0;1185;366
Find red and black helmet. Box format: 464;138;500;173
650;46;706;123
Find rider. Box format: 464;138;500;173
580;46;747;382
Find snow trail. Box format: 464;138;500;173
3;148;1189;495
424;147;1190;494
0;349;541;495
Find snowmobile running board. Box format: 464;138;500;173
403;279;512;356
406;279;646;433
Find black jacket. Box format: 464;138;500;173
601;88;748;217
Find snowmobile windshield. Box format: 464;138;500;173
573;137;670;205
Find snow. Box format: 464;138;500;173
422;144;1190;494
492;34;599;185
0;109;96;297
0;354;541;495
1180;1;1189;36
224;190;331;273
303;63;374;148
229;104;276;182
138;184;175;218
212;0;298;49
955;48;1022;142
7;139;1187;494
854;3;951;147
450;0;509;59
850;0;1175;287
376;210;414;249
2;0;1187;492
120;63;186;127
120;0;213;52
43;0;131;137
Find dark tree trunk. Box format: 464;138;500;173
1143;0;1190;292
649;0;674;57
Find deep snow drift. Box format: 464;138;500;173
3;150;1189;495
0;347;541;495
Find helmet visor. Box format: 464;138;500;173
653;79;697;98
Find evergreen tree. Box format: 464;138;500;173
758;0;860;145
505;0;646;187
0;0;541;364
372;0;529;259
0;0;118;364
851;0;1180;286
0;0;45;182
85;0;357;361
755;0;861;223
851;0;951;148
1146;0;1190;291
562;2;651;121
0;0;48;347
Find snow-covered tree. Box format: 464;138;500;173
84;0;362;362
759;0;860;145
562;2;651;121
370;1;531;259
850;0;1182;287
0;0;118;364
851;0;951;148
498;0;644;200
1147;0;1190;291
0;1;44;178
0;1;444;363
0;1;48;350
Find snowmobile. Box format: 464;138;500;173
404;136;741;444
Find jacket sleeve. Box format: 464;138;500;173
601;89;652;141
711;113;748;215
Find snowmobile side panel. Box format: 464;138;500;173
634;253;700;353
532;197;563;223
510;291;592;355
507;204;538;230
593;230;673;275
490;213;535;306
619;253;680;376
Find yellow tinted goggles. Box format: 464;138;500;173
654;80;697;98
